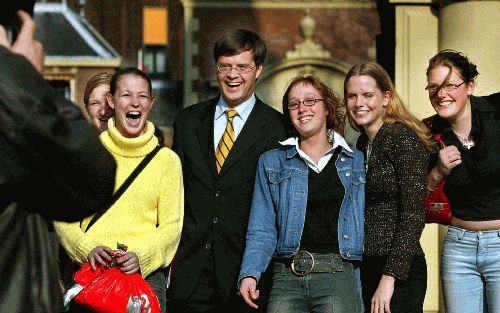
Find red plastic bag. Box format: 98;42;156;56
71;263;160;313
64;244;161;313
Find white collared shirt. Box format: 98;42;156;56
213;94;256;151
279;132;353;173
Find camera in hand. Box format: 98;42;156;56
0;0;36;43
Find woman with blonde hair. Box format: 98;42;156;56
83;72;165;145
83;72;113;133
55;68;183;312
344;62;432;313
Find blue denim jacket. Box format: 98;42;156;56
239;144;365;282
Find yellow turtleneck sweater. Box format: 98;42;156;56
55;118;183;277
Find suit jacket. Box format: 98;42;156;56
170;96;286;302
0;46;116;312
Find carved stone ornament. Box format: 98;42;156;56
285;10;331;60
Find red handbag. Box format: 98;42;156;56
424;133;453;225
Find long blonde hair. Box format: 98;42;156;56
344;62;433;149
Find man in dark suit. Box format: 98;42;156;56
169;29;286;312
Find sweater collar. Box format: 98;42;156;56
100;117;158;157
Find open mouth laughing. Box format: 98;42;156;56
298;115;313;123
126;111;142;126
225;81;242;90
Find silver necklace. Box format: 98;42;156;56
366;141;372;171
453;131;474;149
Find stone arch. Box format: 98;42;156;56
256;58;360;145
255;10;359;144
256;57;351;112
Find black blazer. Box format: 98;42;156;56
170;97;286;301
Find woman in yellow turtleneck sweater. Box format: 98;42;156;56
55;68;183;312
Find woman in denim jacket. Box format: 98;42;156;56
238;76;365;313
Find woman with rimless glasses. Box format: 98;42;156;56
238;75;365;313
344;62;433;313
424;50;500;313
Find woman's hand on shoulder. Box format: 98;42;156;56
88;246;113;269
239;277;260;309
371;274;395;313
116;251;140;275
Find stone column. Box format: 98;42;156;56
439;0;500;95
389;1;440;312
180;0;200;107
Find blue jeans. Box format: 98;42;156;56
442;226;500;313
268;253;362;313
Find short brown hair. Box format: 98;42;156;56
213;29;267;67
282;75;345;137
83;72;112;106
426;49;479;83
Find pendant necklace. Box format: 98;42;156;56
453;131;475;149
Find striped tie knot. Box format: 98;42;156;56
226;108;238;120
215;109;238;173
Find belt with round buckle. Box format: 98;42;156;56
291;250;315;276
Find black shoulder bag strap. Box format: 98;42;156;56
84;145;162;233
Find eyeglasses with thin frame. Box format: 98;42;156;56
425;81;465;94
287;98;324;110
217;63;256;74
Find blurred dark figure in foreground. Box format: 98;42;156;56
0;11;116;313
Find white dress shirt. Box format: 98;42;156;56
213;94;256;151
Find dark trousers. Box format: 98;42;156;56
361;255;427;313
146;267;168;313
168;250;270;313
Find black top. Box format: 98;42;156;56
357;122;429;280
425;93;500;221
300;149;343;253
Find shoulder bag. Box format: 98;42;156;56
59;145;162;288
424;134;453;224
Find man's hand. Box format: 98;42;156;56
0;10;44;73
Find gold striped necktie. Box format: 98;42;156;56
215;109;238;173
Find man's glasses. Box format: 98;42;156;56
425;81;465;94
287;98;324;110
217;64;256;74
